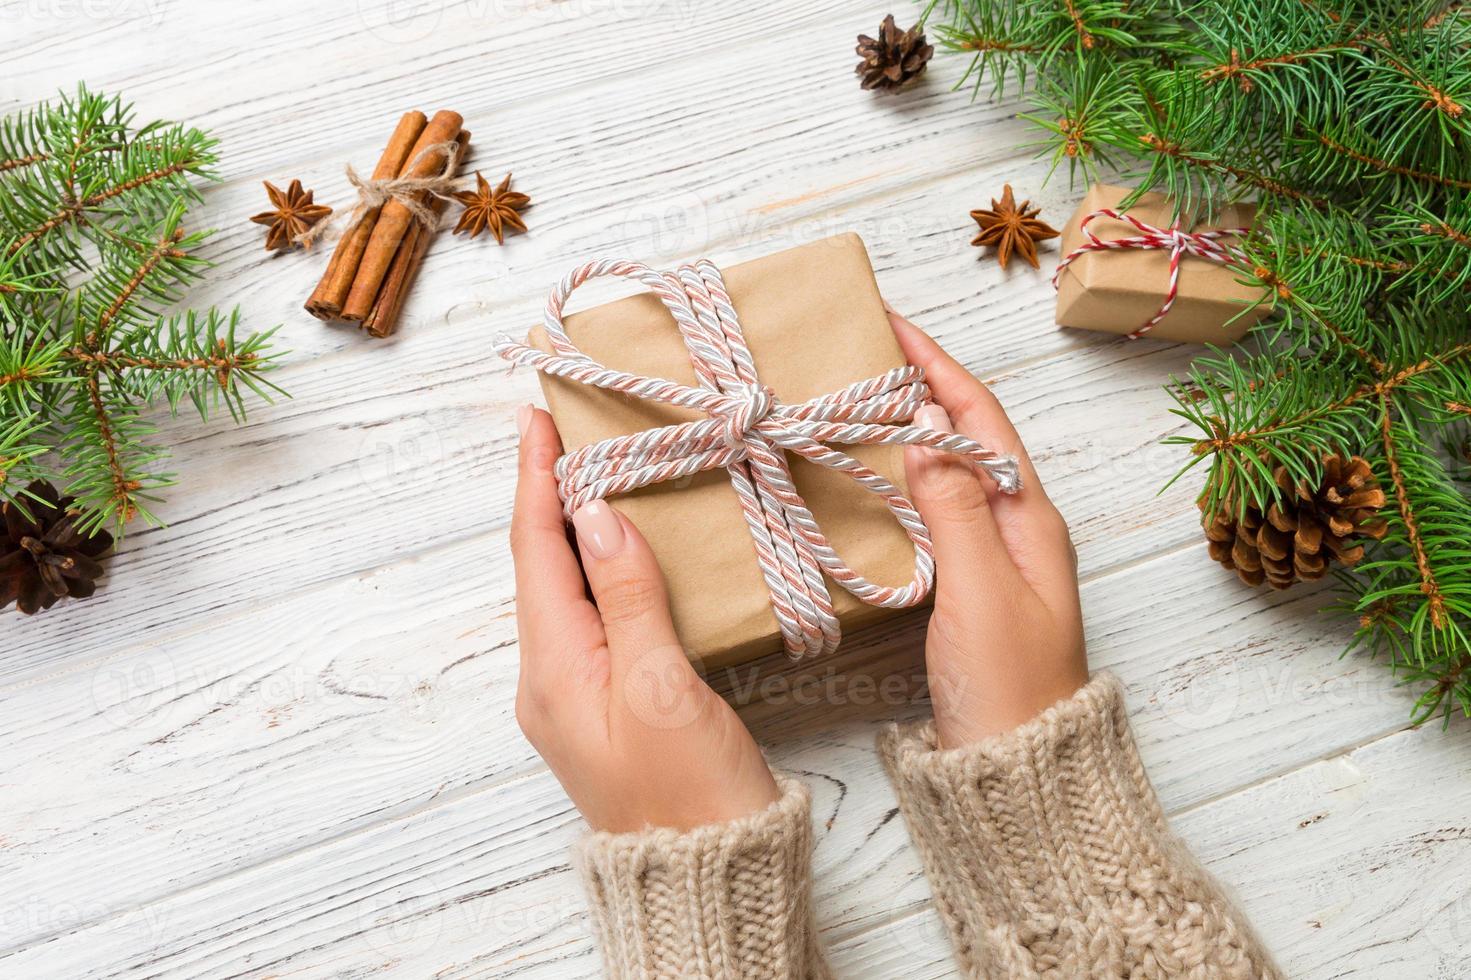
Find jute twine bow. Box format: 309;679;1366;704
294;140;465;248
495;258;1022;660
1051;207;1250;338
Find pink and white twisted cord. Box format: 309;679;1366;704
495;258;1022;660
1051;208;1250;338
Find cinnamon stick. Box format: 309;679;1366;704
363;130;469;338
341;109;463;322
305;110;427;319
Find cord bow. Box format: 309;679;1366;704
1051;207;1250;338
495;257;1021;660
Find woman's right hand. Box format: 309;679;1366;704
888;306;1090;748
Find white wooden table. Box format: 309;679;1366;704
5;3;1470;977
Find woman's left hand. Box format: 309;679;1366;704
510;405;781;834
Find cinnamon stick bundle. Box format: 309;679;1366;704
342;109;463;323
306;111;427;320
304;108;467;338
363;130;469;338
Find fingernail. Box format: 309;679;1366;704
916;404;952;433
881;297;898;315
516;403;533;435
914;404;953;469
572;500;625;559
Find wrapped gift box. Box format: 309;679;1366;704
527;233;922;669
1054;183;1269;343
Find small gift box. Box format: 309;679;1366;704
500;234;1016;669
1053;183;1269;344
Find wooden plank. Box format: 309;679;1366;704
828;719;1471;979
0;535;1418;959
5;1;895;183
2;56;1152;670
2;669;1453;978
0;295;1205;677
6;2;1070;374
5;3;1457;979
3;1;1175;672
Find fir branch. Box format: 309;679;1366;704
1380;201;1471;299
5;159;199;259
1374;48;1466;118
80;369;136;522
1183;344;1471;505
1424;1;1470;30
1022;56;1138;180
930;0;1471;718
68;348;259;376
1354;28;1471;177
1063;0;1096;49
0;86;130;183
108;310;283;422
1380;396;1449;627
1313;313;1387;372
0;101;53;177
0;152;48;175
1419;218;1471;247
1138;132;1329;204
92;227;187;340
0;413;47;498
955;35;1043;54
1313;130;1471;189
0;86;283;532
1198;44;1342;89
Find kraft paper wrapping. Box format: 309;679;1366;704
528;233;918;669
1054;183;1269;344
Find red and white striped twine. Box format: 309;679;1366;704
1051;208;1250;338
495;258;1021;661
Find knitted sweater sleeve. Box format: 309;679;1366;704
878;673;1283;980
574;775;832;980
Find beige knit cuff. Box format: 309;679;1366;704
574;775;832;980
878;673;1281;979
880;671;1168;840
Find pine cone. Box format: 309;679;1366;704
1202;455;1388;590
1;481;113;614
855;15;934;92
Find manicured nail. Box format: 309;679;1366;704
915;404;953;468
916;404;952;433
573;500;625;559
516;403;533;435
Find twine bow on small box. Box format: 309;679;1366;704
1051;207;1251;338
495;258;1020;660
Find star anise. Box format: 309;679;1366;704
451;172;530;244
969;184;1060;269
250;179;332;251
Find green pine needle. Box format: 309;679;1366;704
932;0;1471;721
0;84;285;536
